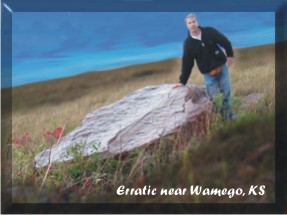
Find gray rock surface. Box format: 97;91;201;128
34;84;212;168
240;93;263;108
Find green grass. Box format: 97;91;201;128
4;44;275;204
83;111;275;203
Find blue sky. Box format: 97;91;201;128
12;12;275;86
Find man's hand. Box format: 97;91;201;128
172;83;184;89
226;57;233;68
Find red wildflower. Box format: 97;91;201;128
43;131;52;137
77;178;94;196
12;135;23;146
12;132;31;146
83;178;93;189
52;127;63;139
43;127;64;144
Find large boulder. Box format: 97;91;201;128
34;84;212;168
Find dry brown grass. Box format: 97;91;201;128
11;44;274;136
7;44;275;204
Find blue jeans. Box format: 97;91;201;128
203;64;234;119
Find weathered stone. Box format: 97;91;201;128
240;93;263;108
34;84;212;168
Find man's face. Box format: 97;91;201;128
185;17;198;32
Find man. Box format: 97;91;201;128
173;13;235;120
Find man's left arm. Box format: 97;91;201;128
212;28;234;67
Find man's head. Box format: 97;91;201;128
185;13;199;34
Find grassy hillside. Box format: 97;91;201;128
11;44;274;113
4;44;275;206
12;58;180;113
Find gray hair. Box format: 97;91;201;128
185;13;198;21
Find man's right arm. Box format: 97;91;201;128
176;40;194;87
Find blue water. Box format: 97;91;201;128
12;12;275;87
